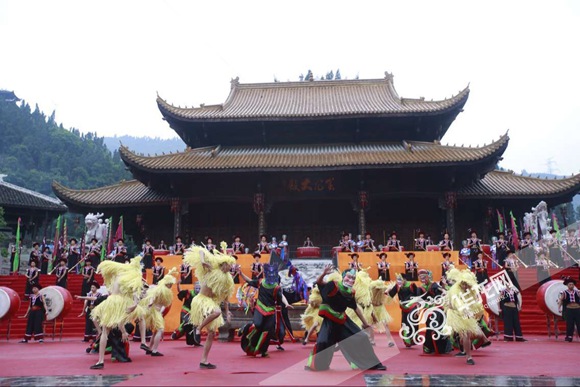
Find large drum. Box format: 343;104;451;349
40;286;73;321
426;245;440;252
0;286;21;321
153;249;170;256
536;280;566;317
481;291;501;316
481;282;522;316
297;247;321;258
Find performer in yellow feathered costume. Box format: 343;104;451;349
89;257;144;370
301;287;323;345
185;243;235;369
369;279;395;347
137;267;178;357
345;270;375;343
444;268;487;365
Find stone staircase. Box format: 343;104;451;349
487;266;579;336
0;273;102;339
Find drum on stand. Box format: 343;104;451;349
153;249;170;256
481;291;501;317
426;245;440;252
536;280;566;317
297;247;321;258
0;286;21;321
40;286;73;321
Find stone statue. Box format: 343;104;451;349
84;213;109;246
532;201;551;240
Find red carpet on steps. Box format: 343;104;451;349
0;334;578;386
0;273;103;338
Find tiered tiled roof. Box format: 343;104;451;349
119;133;508;173
52;168;580;208
157;74;469;121
52;180;170;208
0;179;66;211
458;170;580;198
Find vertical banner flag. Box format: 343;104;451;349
510;211;519;251
12;217;21;273
49;215;62;272
552;213;560;239
496;210;504;233
106;216;114;255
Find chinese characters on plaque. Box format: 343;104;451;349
285;177;335;193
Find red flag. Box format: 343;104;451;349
114;216;123;243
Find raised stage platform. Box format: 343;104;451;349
0;334;578;386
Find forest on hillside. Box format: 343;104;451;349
103;135;186;155
0;94;130;196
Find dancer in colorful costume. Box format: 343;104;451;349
138;267;177;356
239;264;293;356
301;286;323;344
346;270;375;343
304;265;386;371
416;269;451;354
444;268;490;365
89;257;145;369
387;273;419;347
185;243;235;369
369;279;395;347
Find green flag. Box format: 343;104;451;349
12;217;21;273
552;213;560;239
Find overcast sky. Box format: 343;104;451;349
1;0;579;176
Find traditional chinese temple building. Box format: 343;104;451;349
1;176;67;240
52;73;580;251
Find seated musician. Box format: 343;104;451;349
519;232;535;266
362;232;377;252
441;252;453;278
438;232;453;251
232;235;245;254
279;234;289;253
174;236;185;255
303;236;314;247
158;240;168;251
376;253;390;281
257;235;270;254
466;230;482;265
414;231;428;251
113;238;127;263
339;233;353;252
348;253;363;272
87;238;101;262
205;237;216;252
386;232;401;252
472;250;489;284
404;252;418;281
251;252;264;280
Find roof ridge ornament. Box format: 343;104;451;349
384;71;394;81
231;77;240;88
402;140;412;152
211;145;222;158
